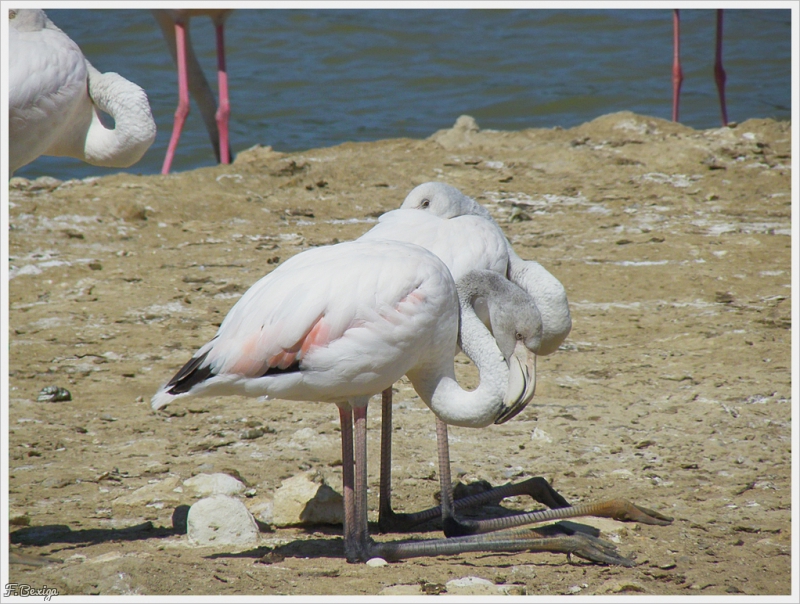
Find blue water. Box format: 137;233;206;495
13;8;793;181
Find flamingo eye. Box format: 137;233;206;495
420;198;430;209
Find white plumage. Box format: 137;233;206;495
9;9;156;175
399;182;572;355
361;209;509;282
152;239;528;427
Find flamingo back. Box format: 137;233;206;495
151;240;458;409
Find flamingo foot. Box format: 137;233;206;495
594;499;674;526
368;528;636;567
378;475;571;534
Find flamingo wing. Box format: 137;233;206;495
152;240;458;409
9;12;88;171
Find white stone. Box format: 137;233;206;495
272;470;343;526
366;557;387;567
530;427;553;443
183;473;246;498
247;497;274;525
187;495;260;548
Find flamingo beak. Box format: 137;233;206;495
495;340;537;424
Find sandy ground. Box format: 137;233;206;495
5;112;794;596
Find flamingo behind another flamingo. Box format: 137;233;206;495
152;237;655;565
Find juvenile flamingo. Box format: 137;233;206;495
153;9;233;174
152;238;643;565
8;9;156;175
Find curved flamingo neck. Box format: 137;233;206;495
408;272;509;429
82;63;156;167
506;245;572;356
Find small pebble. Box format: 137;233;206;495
241;428;265;440
37;386;71;403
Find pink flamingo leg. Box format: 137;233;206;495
337;403;359;562
672;9;683;122
714;9;728;126
161;20;191;174
215;21;231;164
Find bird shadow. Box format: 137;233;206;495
10;521;177;548
208;518;601;563
9;505;197;559
10;497;602;565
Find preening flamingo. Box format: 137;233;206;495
363;185;670;536
152;9;233;174
8;9;156;176
399;182;573;356
152;238;639;564
672;9;728;126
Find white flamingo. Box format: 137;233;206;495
152;9;233;174
8;9;156;176
152;238;637;565
362;189;670;536
399;182;572;356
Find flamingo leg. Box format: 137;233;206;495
378;388;397;530
714;9;728;126
161;20;191;174
378;413;669;536
434;417;456;530
370;417;639;566
377;395;571;534
214;19;231;163
672;9;683;122
337;403;359;562
353;403;371;560
435;418;567;537
377;392;570;534
371;505;638;566
344;398;662;565
381;475;571;533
